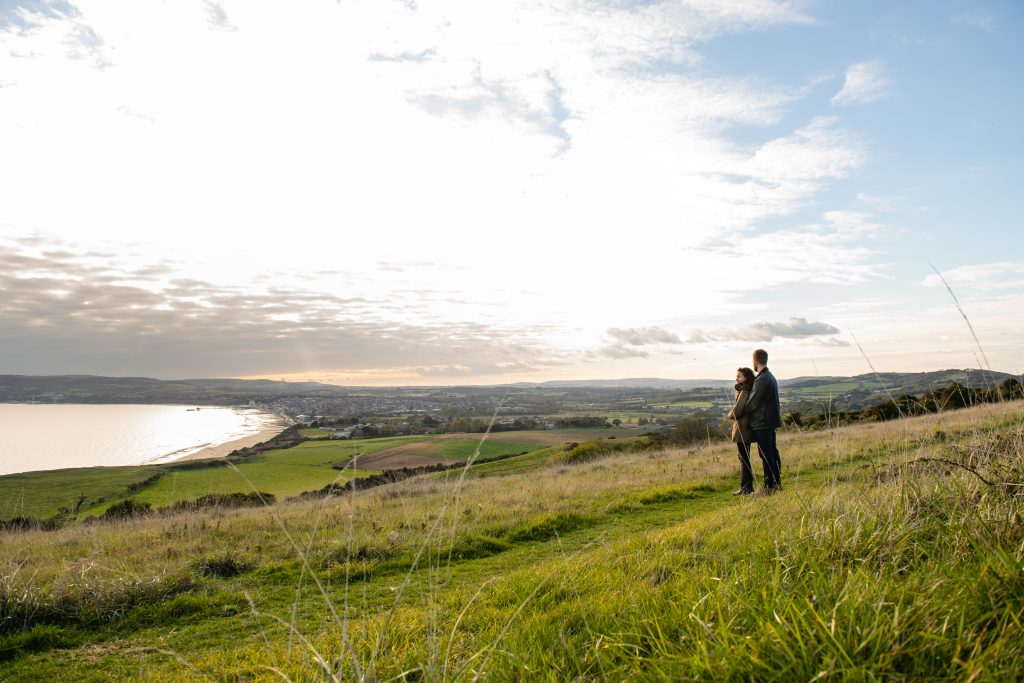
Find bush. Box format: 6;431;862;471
101;499;152;519
561;441;610;464
663;413;720;445
193;554;254;578
163;492;274;512
0;516;62;533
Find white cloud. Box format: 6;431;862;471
923;262;1024;292
690;207;886;289
598;345;651;360
951;9;996;32
598;326;682;360
821;210;883;238
688;317;842;343
832;60;890;105
607;327;682;346
203;2;235;31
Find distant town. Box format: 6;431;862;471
1;369;1013;438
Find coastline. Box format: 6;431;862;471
171;413;295;463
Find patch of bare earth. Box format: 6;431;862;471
339;442;463;470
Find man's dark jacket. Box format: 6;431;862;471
746;367;782;430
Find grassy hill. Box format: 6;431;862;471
1;401;1022;680
781;368;1013;410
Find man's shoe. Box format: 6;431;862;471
732;488;754;496
753;485;776;496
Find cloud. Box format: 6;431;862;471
368;48;436;63
414;360;551;378
0;0;110;67
738;116;865;210
0;0;74;31
951;10;996;32
606;326;682;346
820;210;883;238
204;2;235;32
832;60;890;106
694;208;885;288
597;325;682;360
597;345;650;360
923;262;1024;292
0;243;571;379
688;317;841;343
411;68;573;154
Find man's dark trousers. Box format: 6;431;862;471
753;429;781;488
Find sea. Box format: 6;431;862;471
0;404;284;476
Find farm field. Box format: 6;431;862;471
0;429;623;519
2;401;1021;679
335;438;536;470
115;455;371;511
546;410;702;422
298;427;333;439
0;465;164;519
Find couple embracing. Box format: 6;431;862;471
727;348;782;496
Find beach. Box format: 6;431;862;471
172;413;294;462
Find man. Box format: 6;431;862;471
746;348;782;492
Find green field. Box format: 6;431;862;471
788;380;869;395
432;438;537;460
298;427;333;439
0;431;604;519
3;404;1022;679
0;466;164;519
119;455;372;510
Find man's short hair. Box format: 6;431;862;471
753;349;768;366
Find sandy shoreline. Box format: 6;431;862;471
173;413;294;462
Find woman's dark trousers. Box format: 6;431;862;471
736;442;754;492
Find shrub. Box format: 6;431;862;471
0;516;62;533
193;554;254;578
163;492;274;512
101;499;152;519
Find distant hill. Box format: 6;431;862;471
779;369;1016;411
780;369;1012;391
498;378;735;389
502;370;1015;394
0;374;349;404
0;370;1015;407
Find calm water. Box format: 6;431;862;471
0;404;283;476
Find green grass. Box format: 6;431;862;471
0;466;163;519
2;403;1023;680
548;412;668;423
119;460;373;510
434;439;536;460
298;427;333;439
0;432;570;519
462;445;566;477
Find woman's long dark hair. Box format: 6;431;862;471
735;367;755;393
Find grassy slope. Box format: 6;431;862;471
122;438;539;508
1;402;1022;680
0;431;597;519
0;466;164;519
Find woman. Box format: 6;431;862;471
727;367;756;495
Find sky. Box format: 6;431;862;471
1;0;1021;385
